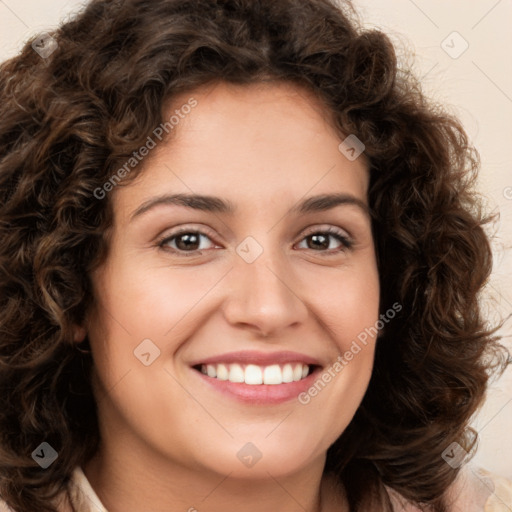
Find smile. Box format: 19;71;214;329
189;351;323;404
198;363;310;385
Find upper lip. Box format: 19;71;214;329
190;350;322;367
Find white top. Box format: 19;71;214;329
67;466;109;512
1;464;511;511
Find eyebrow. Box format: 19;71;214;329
130;192;370;221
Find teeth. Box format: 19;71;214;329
199;363;311;385
245;364;263;385
282;363;294;383
293;364;303;381
228;363;245;383
263;364;281;385
216;363;229;381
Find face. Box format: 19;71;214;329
85;81;380;479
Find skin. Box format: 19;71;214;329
80;80;380;512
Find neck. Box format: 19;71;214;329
83;440;346;512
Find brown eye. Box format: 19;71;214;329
296;228;353;253
158;230;217;254
307;233;331;250
173;232;202;251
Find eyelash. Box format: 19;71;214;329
156;226;353;257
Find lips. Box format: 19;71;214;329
190;350;321;367
189;350;322;404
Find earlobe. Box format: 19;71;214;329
73;325;87;343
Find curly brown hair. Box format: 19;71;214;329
0;0;509;510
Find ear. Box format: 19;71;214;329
73;325;87;343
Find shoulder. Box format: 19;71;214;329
68;466;109;512
386;465;512;512
0;497;14;512
0;466;108;512
445;465;512;512
0;490;70;512
471;467;512;511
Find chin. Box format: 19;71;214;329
185;430;328;480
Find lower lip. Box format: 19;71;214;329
192;367;322;404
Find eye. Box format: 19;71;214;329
157;226;353;257
296;227;353;253
157;229;218;256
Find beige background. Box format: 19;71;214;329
1;0;511;479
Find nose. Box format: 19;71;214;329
222;243;308;338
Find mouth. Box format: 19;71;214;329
193;362;316;385
189;351;323;404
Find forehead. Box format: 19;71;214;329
112;80;369;220
167;80;347;154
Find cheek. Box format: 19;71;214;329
315;261;380;348
90;260;221;342
299;259;379;420
86;260;233;402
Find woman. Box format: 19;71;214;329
0;0;510;510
